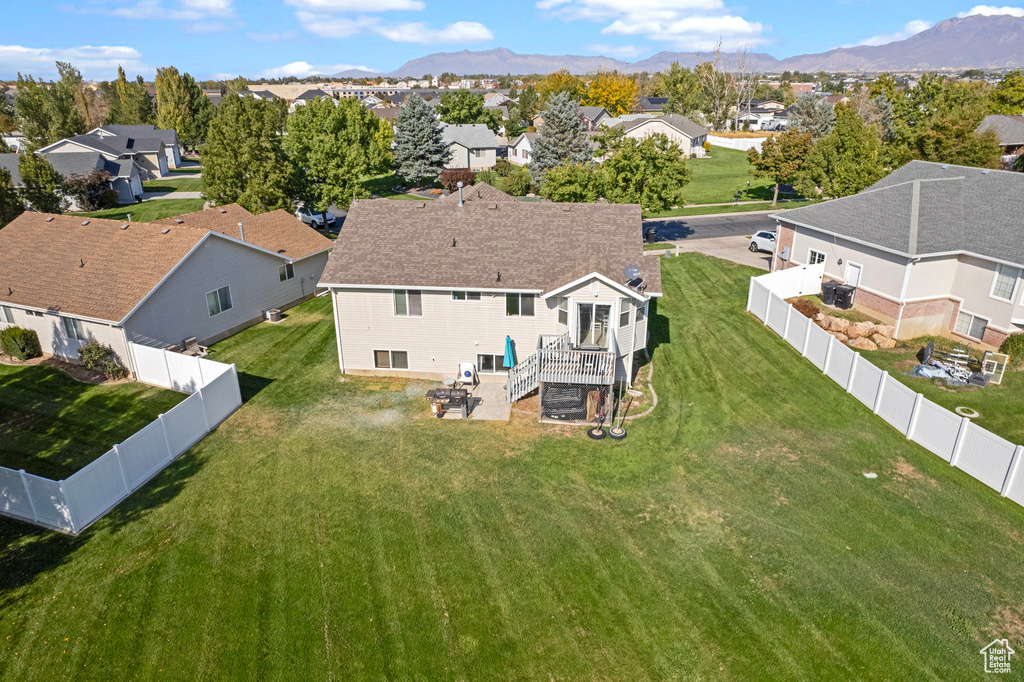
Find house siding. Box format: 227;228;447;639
124;236;329;349
623;120;706;156
446;143;496;171
0;306;130;368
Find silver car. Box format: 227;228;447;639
749;230;776;253
296;206;337;230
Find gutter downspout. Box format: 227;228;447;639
770;220;783;273
331;289;345;374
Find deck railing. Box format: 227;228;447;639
506;352;540;403
537;348;615;385
538;332;570;352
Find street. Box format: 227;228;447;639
643;211;780;271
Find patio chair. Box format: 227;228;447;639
182;337;209;357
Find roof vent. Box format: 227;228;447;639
488;203;497;209
120;224;129;230
161;228;170;234
218;208;227;213
561;205;571;212
81;220;90;226
45;216;54;222
174;218;184;224
941;164;949;169
981;169;991;175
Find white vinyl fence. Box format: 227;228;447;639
707;134;770;152
0;344;242;534
747;271;1024;506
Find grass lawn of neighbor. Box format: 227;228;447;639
0;364;184;480
682;147;799;206
362;173;439;200
142;177;203;193
3;254;1024;679
645;199;816;220
79;198;206;222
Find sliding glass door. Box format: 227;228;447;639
577;303;611;349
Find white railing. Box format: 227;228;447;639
0;344;242;534
537;348;615;385
506;352;539;403
747;272;1024;507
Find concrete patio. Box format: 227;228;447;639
440;382;511;421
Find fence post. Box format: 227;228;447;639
845;353;860;393
763;292;772;326
1001;445;1024;497
197;386;211;432
746;281;753;312
231;364;242;408
782;304;792;341
59;480;77;534
162;348;173;390
801;318;812;357
19;469;39;523
949;417;971;467
905;392;923;439
158;413;175;461
112;444;131;495
872;372;888;414
822;334;835;375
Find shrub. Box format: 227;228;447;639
438;169;477;191
476;170;498;185
65;169;115;211
493;159;512;177
78;339;129;379
504;169;531;196
999;333;1024;366
703;140;711;153
0;327;42;360
102;357;129;381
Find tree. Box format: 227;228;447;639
506;85;539;134
106;66;156;125
1014;154;1024;173
0;96;15;135
988;69;1024;115
64;170;116;211
435;90;502;133
14;72;86;149
202;93;292;214
0;168;24;228
57;62;102;131
540;163;602;202
583;70;639;116
600;133;692;212
694;49;729;131
503;168;531;196
393;94;450;186
538;70;585;101
729;46;760;131
795;105;886;199
528;92;592;183
661;62;703;119
869;73;899;102
18;153;67;213
747;129;813;206
788;93;835;140
285;97;387;221
156;67;216;149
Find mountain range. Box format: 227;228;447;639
333;14;1024;78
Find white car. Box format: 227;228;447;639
749;230;777;253
296;206;337;230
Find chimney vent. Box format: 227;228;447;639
457;181;464;207
238;222;246;242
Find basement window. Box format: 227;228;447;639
954;310;988;341
374;350;408;369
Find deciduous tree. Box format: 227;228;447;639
583;70;639;116
540;163;602;202
988;69;1024;115
106;66;156;126
528;92;592;182
747;129;813;206
661;62;703;119
538;70;585;101
795;105;886;199
694;54;729;131
393;94;450;186
64;169;116;211
156;67;216;149
18;153;67;213
0;168;23;228
14;72;86;149
600;133;692;213
436;90;502;133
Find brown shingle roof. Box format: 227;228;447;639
0;213;206;322
155;204;333;258
320;199;660;296
438;181;516;203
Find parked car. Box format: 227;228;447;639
296;206;337;230
749;230;777;253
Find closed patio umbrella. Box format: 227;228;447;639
503;335;516;368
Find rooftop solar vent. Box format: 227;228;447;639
218;208;227;213
981;169;991;174
120;224;129;230
174;218;184;224
161;228;170;234
45;216;54;222
81;220;90;226
941;164;949;169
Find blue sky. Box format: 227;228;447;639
2;1;1022;80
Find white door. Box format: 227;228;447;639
845;263;862;287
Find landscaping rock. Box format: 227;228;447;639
874;324;895;338
829;332;849;343
847;321;875;339
872;334;897;349
828;317;850;334
813;313;825;322
848;337;878;351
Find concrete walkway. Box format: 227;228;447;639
141;191;203;200
649;236;771;271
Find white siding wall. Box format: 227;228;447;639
125;236;329;348
789;229;908;298
948;255;1019;330
625;121;704;156
446;144;496;170
0;306;130;367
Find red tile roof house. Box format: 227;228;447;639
319;187;661;417
0;205;332;375
770;161;1024;349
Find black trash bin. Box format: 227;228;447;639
645;227;658;244
822;280;838;306
834;284;856;310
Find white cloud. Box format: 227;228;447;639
585;43;645;58
286;0;425;10
257;61;374;78
850;19;933;47
76;0;236;28
0;43;148;80
294;12;492;42
248;29;299;42
958;5;1024;17
537;0;765;50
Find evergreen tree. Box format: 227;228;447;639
18;153;67;213
528;92;591;183
788;93;836;140
106;67;156;125
0;168;24;228
795;105;886;199
599;133;692;213
202;94;292;214
393;94;450;186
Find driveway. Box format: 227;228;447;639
643;212;780;271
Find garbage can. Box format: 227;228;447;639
645;227;658;244
822;280;838;306
835;285;856;310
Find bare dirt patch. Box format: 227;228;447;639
986;605;1024;644
890;456;939;487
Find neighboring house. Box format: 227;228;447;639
732;101;788;130
790;83;815;93
579;106;611;130
612;114;709;157
370;106;401;127
89;124;182;169
977;114;1024;169
0;151;143;206
360;94;384;107
508;132;536;166
2;130;27;152
638;97;668;113
771;161;1024;347
318;199;661;417
0;205;333;373
483;92;512;107
290;89;333;113
203;89;222;106
441;123;499;171
246;90;279;101
38;132;169;179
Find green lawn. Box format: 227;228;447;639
168;166;201;174
645;199;816;219
362;173;439;200
3;255;1024;678
142;177;203;193
683;147;800;206
0;365;184;479
79;198;206;222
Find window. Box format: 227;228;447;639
991;263;1019;301
279;263;295;281
206;286;232;316
452;291;481;301
477;353;505;373
619;298;631;328
506;293;534;317
374;350;409;369
954;310;988;340
0;306;13;324
62;316;85;340
27;310;43;317
808;249;826;265
557;297;569;326
393;290;422;316
473;149;485;158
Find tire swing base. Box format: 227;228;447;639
587;427;606;440
608;426;627;440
